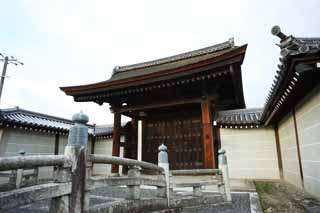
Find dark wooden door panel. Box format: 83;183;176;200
142;117;203;170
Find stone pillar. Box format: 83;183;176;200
158;144;170;205
218;149;231;202
112;112;121;173
66;111;90;213
201;99;216;168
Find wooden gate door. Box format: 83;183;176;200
142;117;204;170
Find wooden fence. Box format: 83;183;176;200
0;111;231;212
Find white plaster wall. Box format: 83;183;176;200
220;128;279;179
3;129;56;180
295;85;320;198
278;112;303;188
92;136;124;175
0;129;94;183
92;138;113;175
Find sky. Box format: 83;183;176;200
0;0;319;125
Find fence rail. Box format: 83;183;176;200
171;169;221;176
0;155;72;171
89;154;164;174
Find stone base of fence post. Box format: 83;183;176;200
157;175;167;198
50;159;72;212
193;186;202;196
127;165;141;200
50;196;69;213
169;173;173;193
218;149;232;202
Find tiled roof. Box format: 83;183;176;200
0;107;113;136
215;108;263;126
94;124;113;136
110;39;236;82
260;26;320;124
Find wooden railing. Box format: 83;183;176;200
170;168;231;201
0;111;231;212
88;154;167;200
0;155;73;210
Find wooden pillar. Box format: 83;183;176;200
201;99;216;168
54;133;60;155
292;107;304;187
91;136;95;155
112;112;121;173
131;118;138;160
274;125;284;179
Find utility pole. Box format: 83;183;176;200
0;53;23;103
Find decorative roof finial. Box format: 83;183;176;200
271;25;288;40
228;38;235;47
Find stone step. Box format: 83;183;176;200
181;201;232;212
147;208;180;213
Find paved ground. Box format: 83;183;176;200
3;176;258;212
5;191;252;213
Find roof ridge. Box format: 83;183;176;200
112;38;235;74
217;107;264;114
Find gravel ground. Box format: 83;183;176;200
255;180;320;213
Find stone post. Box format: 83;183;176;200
127;165;141;200
158;144;169;206
218;149;231;202
50;111;89;213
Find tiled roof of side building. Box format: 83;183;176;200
260;26;320;124
0;107;113;136
215;108;263;126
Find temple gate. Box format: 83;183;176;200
61;38;247;171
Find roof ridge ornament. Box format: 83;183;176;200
112;66;120;76
228;38;235;47
271;25;318;56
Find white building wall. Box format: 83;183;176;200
295;85;320;197
0;129;93;182
92;138;113;175
220;128;279;179
92;136;124;175
278;112;303;188
3;129;56;180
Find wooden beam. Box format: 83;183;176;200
274;125;283;179
116;95;216;114
201;99;216;168
111;112;121;173
292;107;304;187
